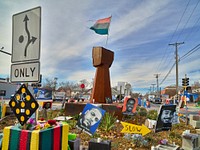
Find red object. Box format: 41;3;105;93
166;99;170;105
48;120;57;126
122;97;138;113
19;130;29;150
40;118;45;121
54;126;61;150
80;83;85;89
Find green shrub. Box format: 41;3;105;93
147;110;158;120
73;114;80;121
137;107;147;116
63;119;77;130
100;112;117;132
169;131;181;139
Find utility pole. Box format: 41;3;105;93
154;74;160;97
151;84;156;94
169;42;184;101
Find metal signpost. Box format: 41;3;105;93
10;7;41;124
11;6;41;83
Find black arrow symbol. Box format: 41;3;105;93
23;15;37;57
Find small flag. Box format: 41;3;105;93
90;16;112;35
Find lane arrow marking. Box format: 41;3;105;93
23;15;37;57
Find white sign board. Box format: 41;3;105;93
54;92;66;97
11;62;40;82
12;7;41;63
117;82;125;94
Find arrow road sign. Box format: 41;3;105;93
12;6;41;63
121;121;151;136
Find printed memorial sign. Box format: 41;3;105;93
122;97;138;115
155;105;176;132
76;103;105;136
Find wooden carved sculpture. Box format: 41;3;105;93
91;47;114;103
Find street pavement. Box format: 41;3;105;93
149;102;200;115
51;101;199;114
3;99;199;116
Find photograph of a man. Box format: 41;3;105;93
155;105;176;132
76;103;105;135
161;109;174;123
122;96;138;115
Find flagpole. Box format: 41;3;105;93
105;15;112;48
105;34;109;47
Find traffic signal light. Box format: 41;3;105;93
182;78;189;86
186;78;189;86
182;78;185;86
31;83;41;87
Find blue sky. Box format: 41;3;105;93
0;0;200;94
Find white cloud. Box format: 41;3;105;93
1;0;200;94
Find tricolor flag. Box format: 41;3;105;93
90;16;112;35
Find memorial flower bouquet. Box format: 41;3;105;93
22;118;57;130
25;118;35;130
35;118;57;130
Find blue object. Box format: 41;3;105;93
33;88;38;94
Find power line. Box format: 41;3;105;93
158;0;200;86
155;0;191;74
160;62;175;85
183;6;200;41
180;44;200;60
176;0;200;42
159;43;200;86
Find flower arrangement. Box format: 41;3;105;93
159;139;168;145
25;118;36;130
19;118;58;131
35;119;57;130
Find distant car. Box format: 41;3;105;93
68;98;76;103
152;98;162;104
149;98;154;102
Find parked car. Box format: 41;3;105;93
152;98;162;104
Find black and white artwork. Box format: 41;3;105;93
76;103;105;135
155;105;176;132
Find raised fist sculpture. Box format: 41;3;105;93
90;47;114;103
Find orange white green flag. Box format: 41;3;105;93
90;16;112;35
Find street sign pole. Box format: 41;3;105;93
10;6;41;126
11;6;41;83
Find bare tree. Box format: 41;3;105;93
42;77;58;90
59;81;79;91
192;81;200;89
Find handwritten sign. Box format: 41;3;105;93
121;122;151;136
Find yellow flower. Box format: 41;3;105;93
35;125;41;130
44;123;50;129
